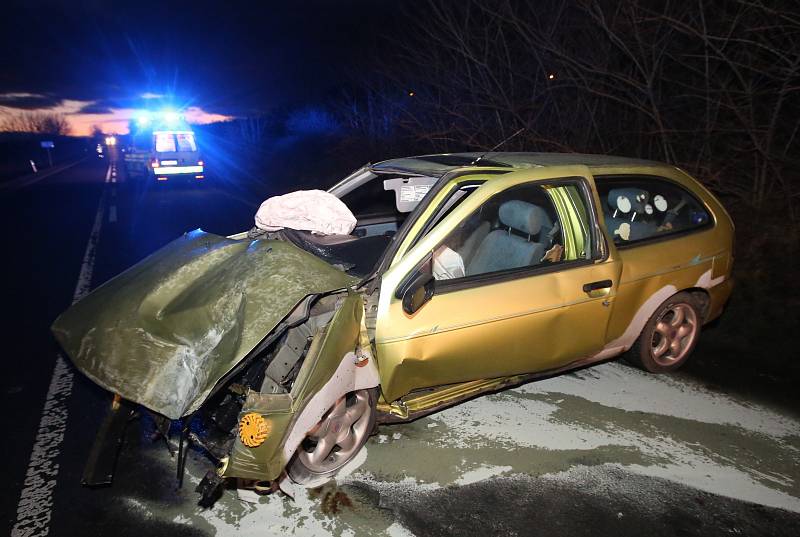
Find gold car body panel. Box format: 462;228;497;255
588;165;734;356
374;162;733;409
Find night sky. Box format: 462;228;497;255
0;0;396;133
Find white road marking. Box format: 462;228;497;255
11;163;113;537
109;206;117;223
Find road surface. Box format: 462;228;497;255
1;152;799;536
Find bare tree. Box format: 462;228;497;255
375;0;800;213
237;115;268;145
0;110;71;135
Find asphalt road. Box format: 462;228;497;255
1;153;799;536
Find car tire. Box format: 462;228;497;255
287;388;377;487
624;291;702;373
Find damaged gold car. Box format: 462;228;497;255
52;152;734;503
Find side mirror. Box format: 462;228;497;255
395;253;436;315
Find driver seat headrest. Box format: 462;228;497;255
608;188;649;215
498;200;547;236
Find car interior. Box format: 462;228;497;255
281;228;391;277
281;175;432;278
596;179;711;244
435;184;563;280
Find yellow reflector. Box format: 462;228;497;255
239;413;270;447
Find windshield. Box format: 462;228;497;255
281;229;391;278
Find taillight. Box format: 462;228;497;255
151;158;160;168
197;160;204;166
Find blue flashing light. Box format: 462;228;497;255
163;110;181;125
136;114;150;127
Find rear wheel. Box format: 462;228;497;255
624;292;702;373
288;389;376;486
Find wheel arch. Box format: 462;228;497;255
602;278;712;358
682;287;711;322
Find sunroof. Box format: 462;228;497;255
415;154;511;167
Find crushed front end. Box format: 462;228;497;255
51;229;380;503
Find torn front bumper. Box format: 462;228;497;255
223;293;380;482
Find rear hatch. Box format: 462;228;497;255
152;130;203;177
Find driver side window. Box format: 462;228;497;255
432;180;592;281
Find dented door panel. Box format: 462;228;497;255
376;166;621;403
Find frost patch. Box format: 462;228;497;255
455;464;513;486
518;362;800;437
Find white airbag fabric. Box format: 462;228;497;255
255;190;357;235
432;246;466;280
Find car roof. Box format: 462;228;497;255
371;152;664;177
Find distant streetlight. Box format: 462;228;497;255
408;91;415;97
547;73;556;80
105;136;117;146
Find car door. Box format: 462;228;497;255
375;166;622;403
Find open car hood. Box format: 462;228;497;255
52;230;357;419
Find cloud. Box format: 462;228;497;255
77;102;114;114
0;92;62;110
183;106;235;125
0;90;234;135
66;105;234;136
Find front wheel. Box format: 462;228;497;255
287;388;376;486
624;292;702;373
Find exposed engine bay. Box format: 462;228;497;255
175;291;364;503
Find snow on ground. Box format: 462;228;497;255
363;361;800;512
155;361;800;535
520;363;799;437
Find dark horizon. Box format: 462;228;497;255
0;0;395;133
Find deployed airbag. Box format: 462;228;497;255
255;190;357;235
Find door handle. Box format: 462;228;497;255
582;279;613;293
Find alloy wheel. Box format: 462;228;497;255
297;390;373;474
650;303;699;366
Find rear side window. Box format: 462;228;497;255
595;176;711;246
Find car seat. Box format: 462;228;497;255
466;200;548;275
457;219;490;265
605;188;658;242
